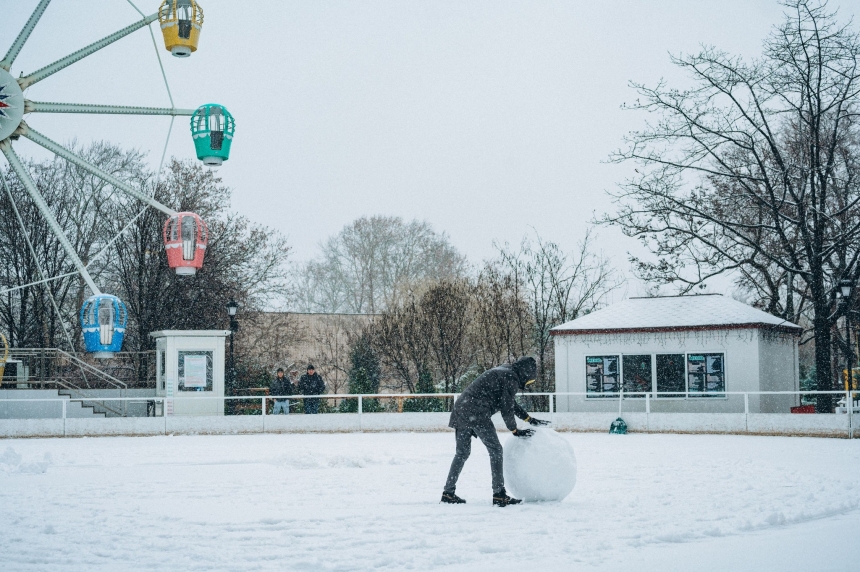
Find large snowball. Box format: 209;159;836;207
503;428;577;502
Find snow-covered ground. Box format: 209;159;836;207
1;432;859;571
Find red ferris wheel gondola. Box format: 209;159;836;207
163;211;208;275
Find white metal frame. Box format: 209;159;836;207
1;0;197;298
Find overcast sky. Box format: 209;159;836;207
4;0;859;296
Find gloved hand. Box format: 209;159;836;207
513;428;535;438
527;416;550;426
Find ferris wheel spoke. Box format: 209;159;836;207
17;12;158;89
0;139;102;296
0;272;77;296
1;0;52;72
20;125;177;217
1;159;79;354
24;101;195;116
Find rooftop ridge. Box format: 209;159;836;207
628;293;722;300
551;293;801;333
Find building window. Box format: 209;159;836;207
178;350;213;392
656;354;686;397
687;353;725;397
586;355;619;396
622;354;652;396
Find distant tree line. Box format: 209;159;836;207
298;225;621;404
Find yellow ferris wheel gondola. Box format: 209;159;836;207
158;0;204;58
0;333;8;383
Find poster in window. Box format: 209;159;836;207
183;355;207;388
178;350;213;391
586;355;619;396
687;353;725;397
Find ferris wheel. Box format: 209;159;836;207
0;0;236;359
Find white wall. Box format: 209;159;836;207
0;411;851;439
0;389;157;418
758;330;800;413
553;328;797;413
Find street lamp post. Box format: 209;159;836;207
838;278;854;399
226;298;239;405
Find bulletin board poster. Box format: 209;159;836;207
183;355;207;388
178;350;213;391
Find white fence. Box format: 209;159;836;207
0;391;857;439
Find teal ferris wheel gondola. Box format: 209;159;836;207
191;104;234;166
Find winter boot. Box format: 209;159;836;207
441;491;466;504
492;488;522;507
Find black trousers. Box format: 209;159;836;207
444;420;504;494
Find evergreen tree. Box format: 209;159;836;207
404;368;444;412
340;334;382;412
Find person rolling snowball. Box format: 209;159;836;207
441;356;549;507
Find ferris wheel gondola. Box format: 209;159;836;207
0;0;235;357
80;295;128;358
159;0;204;58
164;211;209;275
192;104;234;166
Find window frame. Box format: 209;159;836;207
622;354;653;398
177;350;213;392
685;352;727;398
585;350;727;400
655;353;687;400
585;355;621;398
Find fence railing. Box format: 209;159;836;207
2;348;154;388
3;348;133;417
2;389;858;436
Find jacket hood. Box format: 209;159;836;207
511;356;537;389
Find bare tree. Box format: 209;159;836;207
421;280;473;393
294;216;468;313
471;261;532;371
372;293;432;392
496;230;621;389
238;311;307;372
1;142;151;350
307;315;368;396
108;159;293;359
603;0;860;411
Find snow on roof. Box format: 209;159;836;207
551;294;801;335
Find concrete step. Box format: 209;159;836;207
0;388;106;419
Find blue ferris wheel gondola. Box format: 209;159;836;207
80;295;128;358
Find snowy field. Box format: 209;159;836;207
2;432;859;571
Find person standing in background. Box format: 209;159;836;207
270;368;293;414
298;365;325;414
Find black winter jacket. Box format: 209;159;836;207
448;357;537;431
298;373;325;396
270;375;293;398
